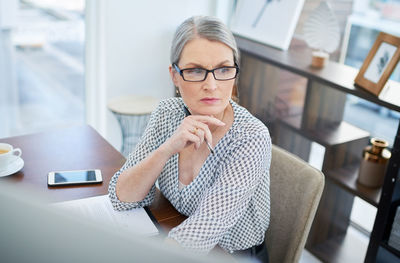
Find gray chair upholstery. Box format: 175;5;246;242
265;145;325;263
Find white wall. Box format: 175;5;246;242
0;0;18;138
86;0;217;150
0;0;17;29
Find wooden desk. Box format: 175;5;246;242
0;125;186;232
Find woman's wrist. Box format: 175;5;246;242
158;142;176;159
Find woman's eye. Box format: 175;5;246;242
217;67;232;74
186;68;204;75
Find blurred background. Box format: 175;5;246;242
0;0;85;137
1;0;399;149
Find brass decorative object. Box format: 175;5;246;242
358;138;391;188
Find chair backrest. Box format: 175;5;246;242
265;145;324;263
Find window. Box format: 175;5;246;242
0;0;85;138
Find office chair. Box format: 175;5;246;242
265;145;325;263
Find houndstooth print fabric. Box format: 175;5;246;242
108;97;271;254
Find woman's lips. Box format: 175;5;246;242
200;98;220;104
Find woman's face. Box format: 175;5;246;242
170;38;235;117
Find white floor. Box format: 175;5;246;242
300;249;322;263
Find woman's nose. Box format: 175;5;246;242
202;72;217;91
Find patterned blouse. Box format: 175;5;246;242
108;97;271;254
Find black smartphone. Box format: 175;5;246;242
47;169;102;186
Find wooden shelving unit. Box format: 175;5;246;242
327;165;381;207
235;36;400;113
277;116;370;147
235;35;400;263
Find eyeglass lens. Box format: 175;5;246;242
183;67;237;81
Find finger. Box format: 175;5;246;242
185;120;213;144
180;120;199;134
185;131;201;147
191;121;210;140
182;117;216;147
185;119;207;130
189;128;202;150
186;115;225;126
195;139;200;150
194;128;205;145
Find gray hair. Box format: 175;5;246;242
170;16;240;66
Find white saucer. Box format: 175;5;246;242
0;157;24;177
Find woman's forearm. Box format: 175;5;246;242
115;114;224;203
116;143;173;202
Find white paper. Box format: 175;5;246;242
230;0;305;50
364;42;397;83
53;195;159;236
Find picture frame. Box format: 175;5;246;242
354;32;400;96
229;0;305;50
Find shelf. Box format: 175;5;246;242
235;35;400;112
326;164;381;207
237;34;400;262
277;115;370;147
308;226;368;263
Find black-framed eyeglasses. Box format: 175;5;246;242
173;63;239;82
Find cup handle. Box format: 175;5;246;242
12;148;22;158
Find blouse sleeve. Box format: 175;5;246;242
108;101;164;211
167;130;271;253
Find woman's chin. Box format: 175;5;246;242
192;106;225;116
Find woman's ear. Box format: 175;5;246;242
169;64;179;87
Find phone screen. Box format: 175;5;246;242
54;170;97;183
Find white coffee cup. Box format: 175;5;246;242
0;143;22;169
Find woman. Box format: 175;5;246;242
108;16;271;261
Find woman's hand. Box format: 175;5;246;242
162;115;225;155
